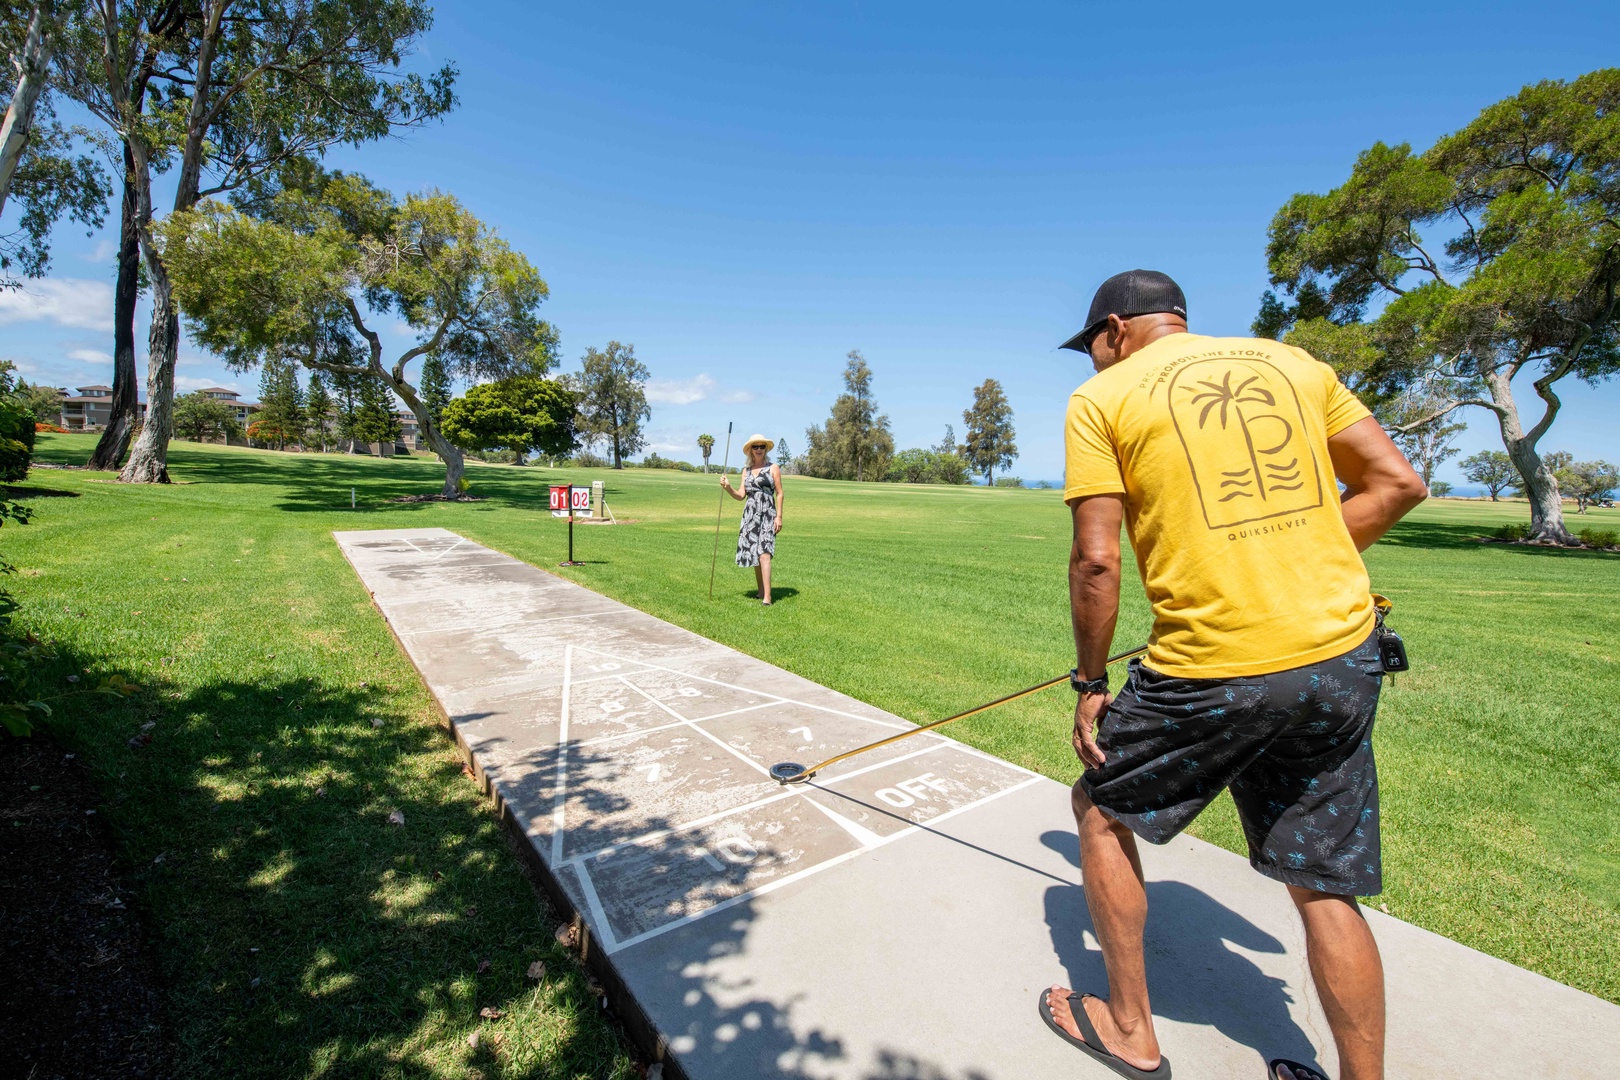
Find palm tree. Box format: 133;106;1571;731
698;433;715;473
1187;370;1300;501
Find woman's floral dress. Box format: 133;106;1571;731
735;467;777;567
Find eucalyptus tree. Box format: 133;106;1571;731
1257;69;1620;543
64;0;456;483
0;1;108;285
158;174;558;495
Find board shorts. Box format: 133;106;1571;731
1080;630;1384;896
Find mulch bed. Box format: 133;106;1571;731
388;492;488;503
0;735;169;1079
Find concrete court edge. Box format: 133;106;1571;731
346;557;689;1080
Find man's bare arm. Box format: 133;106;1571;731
1327;416;1429;551
1070;494;1124;678
1069;493;1124;768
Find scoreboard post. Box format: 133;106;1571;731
550;484;590;566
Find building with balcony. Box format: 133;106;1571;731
55;385;148;432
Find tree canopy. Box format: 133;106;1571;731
962;378;1017;485
439;376;578;461
63;0;458;482
1256;69;1620;542
804;350;893;481
159;172;556;495
569;342;649;469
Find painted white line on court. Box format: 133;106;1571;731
577;645;913;733
572;860;621;952
598;771;1048;955
548;644;574;867
574;718;694;748
400;607;641;637
561;787;803;868
604;843;876;955
802;794;886;848
427;538;468;561
617;676;776;779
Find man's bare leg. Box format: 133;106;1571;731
1044;782;1162;1071
1287;887;1384;1080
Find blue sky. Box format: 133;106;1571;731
5;1;1619;486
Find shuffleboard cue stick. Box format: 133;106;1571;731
708;422;734;600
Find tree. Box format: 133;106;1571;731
65;0;457;484
962;378;1017;485
775;436;791;469
440;376;577;462
1461;450;1516;501
697;432;714;473
1430;480;1453;497
172;390;237;442
159;175;555;495
1387;390;1465;488
804;350;893;481
14;379;61;422
255;356;304;449
932;427;970;484
304;370;333;452
1559;460;1619;513
570;342;648;469
1255;70;1620;544
350;367;400;450
0;1;108;286
420;352;451;424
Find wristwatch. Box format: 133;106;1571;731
1069;669;1108;695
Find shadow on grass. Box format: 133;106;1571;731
1379;518;1619;558
35;645;637;1078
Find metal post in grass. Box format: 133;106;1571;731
708;422;733;600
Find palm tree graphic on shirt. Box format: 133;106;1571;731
1168;359;1323;529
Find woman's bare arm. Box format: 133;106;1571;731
772;464;784;531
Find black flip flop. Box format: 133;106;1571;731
1037;989;1171;1079
1268;1060;1328;1080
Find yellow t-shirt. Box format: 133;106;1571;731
1064;333;1375;679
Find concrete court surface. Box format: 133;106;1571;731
336;527;1620;1080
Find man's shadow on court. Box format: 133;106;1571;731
1039;829;1323;1069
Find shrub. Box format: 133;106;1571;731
1578;527;1618;549
0;398;36;482
1430;480;1452;497
34;422;68;434
993;476;1024;488
570;450;610;468
1494;523;1531;541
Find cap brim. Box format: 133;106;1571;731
1058;319;1107;353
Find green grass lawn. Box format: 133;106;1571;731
10;433;1620;1076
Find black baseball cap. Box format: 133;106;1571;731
1059;270;1188;352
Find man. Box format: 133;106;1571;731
1038;270;1427;1080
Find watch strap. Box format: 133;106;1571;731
1069;669;1109;694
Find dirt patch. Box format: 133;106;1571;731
388;492;488;503
0;735;169;1079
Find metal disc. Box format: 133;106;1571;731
770;762;809;784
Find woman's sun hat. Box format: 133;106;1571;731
742;434;775;453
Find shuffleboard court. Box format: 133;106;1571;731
337;527;1619;1080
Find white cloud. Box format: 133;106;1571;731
81;239;118;264
645;373;716;406
0;277;114;331
721;389;756;404
67;348;113;365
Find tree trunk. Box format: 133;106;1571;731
0;1;51;216
88;143;141;472
1482;367;1572;543
384;370;463;496
119;288;177;484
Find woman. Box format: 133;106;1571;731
721;434;784;604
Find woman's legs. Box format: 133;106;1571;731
759;553;772;604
